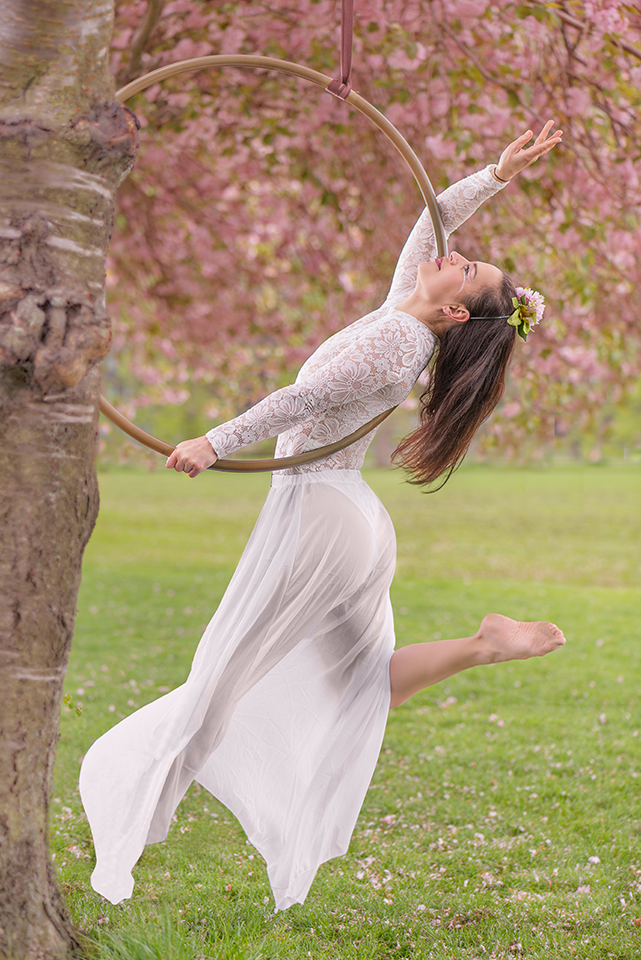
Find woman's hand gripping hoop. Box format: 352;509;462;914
166;437;217;478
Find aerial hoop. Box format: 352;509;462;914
102;54;447;473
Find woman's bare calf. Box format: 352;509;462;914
389;613;565;709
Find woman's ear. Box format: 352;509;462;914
442;304;470;325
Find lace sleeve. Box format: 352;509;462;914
384;165;507;307
206;316;433;458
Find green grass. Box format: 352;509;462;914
52;464;641;959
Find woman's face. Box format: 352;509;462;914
417;251;503;310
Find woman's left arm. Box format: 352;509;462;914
384;121;562;307
440;120;563;234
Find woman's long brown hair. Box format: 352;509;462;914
393;273;517;489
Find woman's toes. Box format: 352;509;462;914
529;621;566;656
544;623;566;649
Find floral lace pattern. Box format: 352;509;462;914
206;166;506;472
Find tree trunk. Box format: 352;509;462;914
0;3;138;956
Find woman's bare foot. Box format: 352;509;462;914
476;613;565;665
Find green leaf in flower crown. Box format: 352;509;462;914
507;307;520;329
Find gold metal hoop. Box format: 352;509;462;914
103;55;446;472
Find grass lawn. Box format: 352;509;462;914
52;464;641;960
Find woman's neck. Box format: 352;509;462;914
395;293;445;337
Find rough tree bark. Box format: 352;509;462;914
0;2;138;957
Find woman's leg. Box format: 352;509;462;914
389;614;565;709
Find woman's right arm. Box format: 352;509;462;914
167;314;432;477
166;384;317;478
205;318;427;456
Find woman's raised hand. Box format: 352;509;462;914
495;120;563;182
166;436;218;478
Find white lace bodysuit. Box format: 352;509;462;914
206;166;506;471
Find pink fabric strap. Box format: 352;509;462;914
326;0;354;100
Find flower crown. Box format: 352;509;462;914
508;287;545;341
470;286;545;341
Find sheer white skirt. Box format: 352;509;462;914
80;470;397;910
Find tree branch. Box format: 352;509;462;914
530;2;641;62
118;0;167;86
440;22;548;129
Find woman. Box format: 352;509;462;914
80;123;565;911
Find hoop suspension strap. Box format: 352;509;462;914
327;0;354;100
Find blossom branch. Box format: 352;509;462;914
118;0;167;86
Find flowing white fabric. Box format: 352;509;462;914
80;166;505;909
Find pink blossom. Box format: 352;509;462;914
105;0;641;454
516;287;545;325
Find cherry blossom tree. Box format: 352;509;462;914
105;0;641;457
0;2;137;956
